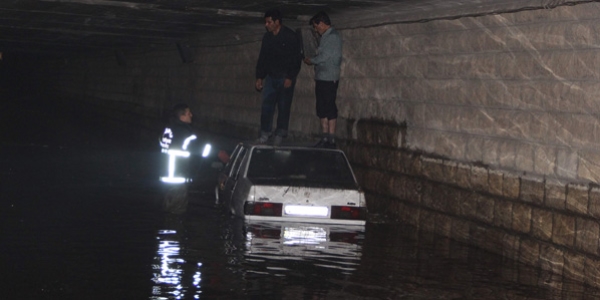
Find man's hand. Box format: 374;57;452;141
255;78;263;91
303;57;312;65
284;78;292;88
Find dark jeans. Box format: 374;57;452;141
260;75;296;137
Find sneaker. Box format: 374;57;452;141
326;141;337;149
254;135;268;144
273;135;283;146
314;138;328;148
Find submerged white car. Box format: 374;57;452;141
216;143;367;225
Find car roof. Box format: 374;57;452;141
241;142;344;153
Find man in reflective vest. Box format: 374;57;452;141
159;103;199;184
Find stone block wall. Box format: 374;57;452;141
330;2;600;286
345;118;600;288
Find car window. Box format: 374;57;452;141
246;149;356;187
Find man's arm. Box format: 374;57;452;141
255;35;268;80
309;32;342;66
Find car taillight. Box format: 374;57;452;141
330;232;359;243
244;202;283;217
248;228;282;239
330;206;366;220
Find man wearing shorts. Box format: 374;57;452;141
304;11;342;149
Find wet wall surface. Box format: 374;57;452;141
2;93;599;299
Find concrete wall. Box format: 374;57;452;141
337;2;600;288
52;2;600;284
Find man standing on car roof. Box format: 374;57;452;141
303;11;342;149
255;8;302;146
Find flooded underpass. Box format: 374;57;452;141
3;95;600;299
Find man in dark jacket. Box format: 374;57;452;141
159;103;199;184
255;8;302;146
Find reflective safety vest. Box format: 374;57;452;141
159;126;197;184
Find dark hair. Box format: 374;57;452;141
309;11;331;26
171;103;189;121
264;9;283;23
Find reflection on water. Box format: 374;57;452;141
147;210;600;299
245;222;364;273
149;211;366;299
151;217;203;300
240;221;367;299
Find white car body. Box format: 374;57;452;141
216;143;367;225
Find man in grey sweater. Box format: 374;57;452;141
304;11;342;149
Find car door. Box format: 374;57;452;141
217;144;241;201
222;146;248;209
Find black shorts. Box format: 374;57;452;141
315;80;339;120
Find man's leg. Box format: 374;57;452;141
275;78;295;139
315;80;338;147
314;118;332;148
326;118;337;148
328;118;336;134
326;81;339;148
315;81;329;147
259;76;277;142
320;118;329;133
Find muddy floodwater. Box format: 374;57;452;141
2;98;599;299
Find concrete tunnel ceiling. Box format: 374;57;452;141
0;0;579;57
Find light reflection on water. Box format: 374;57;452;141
147;205;600;299
151;221;203;300
246;222;364;260
149;208;367;299
244;222;364;274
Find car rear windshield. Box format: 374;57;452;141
246;148;358;189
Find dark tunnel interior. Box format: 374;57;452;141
0;52;159;152
2;54;63;145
